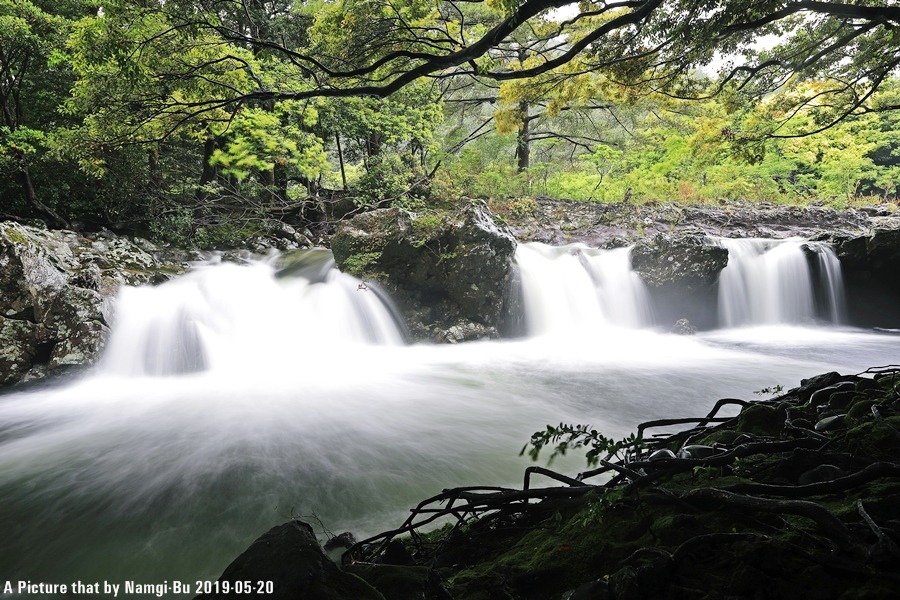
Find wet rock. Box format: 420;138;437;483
323;532;357;558
792;371;844;403
0;221;188;386
814;414;846;432
832;228;900;327
649;449;677;461
631;233;729;289
630;233;728;329
677;445;716;459
672;318;697;335
195;520;383;600
331;202;516;342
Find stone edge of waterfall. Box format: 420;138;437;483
4;198;900;387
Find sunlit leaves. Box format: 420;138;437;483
210;103;328;181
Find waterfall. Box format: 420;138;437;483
514;242;653;335
716;238;846;327
100;251;404;376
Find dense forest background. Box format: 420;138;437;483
2;0;899;247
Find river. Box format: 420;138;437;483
1;240;897;595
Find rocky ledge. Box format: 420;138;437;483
492;196;899;246
0;222;190;386
331;201;517;342
198;367;900;600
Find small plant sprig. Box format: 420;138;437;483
521;423;643;466
753;384;784;397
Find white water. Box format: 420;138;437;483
0;241;897;595
515;243;653;335
101;254;403;377
717;238;846;327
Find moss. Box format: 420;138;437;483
2;226;27;245
694;429;741;446
736;404;785;436
340;251;383;277
844;417;900;459
408;211;449;249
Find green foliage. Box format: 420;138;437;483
354;152;420;207
521;423;643;467
210;103;327;182
445;81;900;208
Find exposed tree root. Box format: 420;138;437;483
341;367;900;598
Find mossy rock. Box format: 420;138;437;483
844;417;900;460
345;564;449;600
694;428;741;446
331;202;516;342
736;403;786;437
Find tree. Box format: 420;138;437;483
0;0;93;226
123;1;897;131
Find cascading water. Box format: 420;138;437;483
2;240;897;596
514;242;653;335
100;251;404;377
716;238;846;327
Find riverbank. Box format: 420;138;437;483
202;366;900;599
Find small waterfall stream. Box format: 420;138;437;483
101;253;404;377
514;243;653;335
716;238;846;327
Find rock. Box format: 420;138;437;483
677;445;716;459
630;232;729;329
672;318;697;335
0;317;48;385
631;232;729;289
195;520;383;600
649;449;676;461
331;202;517;342
0;221;188;387
832;228;900;327
814;414;846;432
323;532;357;558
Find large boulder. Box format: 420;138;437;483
331;202;517;342
195;520;384;600
630;232;729;329
830;228;900;327
0;222;189;386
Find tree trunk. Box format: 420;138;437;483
516;100;530;173
148;145;162;190
196;135;217;201
16;151;67;229
336;132;347;190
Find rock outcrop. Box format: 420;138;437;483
0;222;188;386
195;520;384;600
830;228;900;327
495;197;883;247
331;202;517;342
630;232;730;329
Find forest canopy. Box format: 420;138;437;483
2;0;899;242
